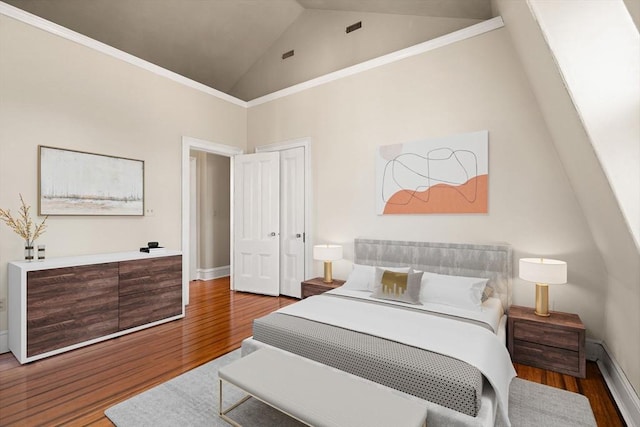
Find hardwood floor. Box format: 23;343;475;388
514;362;626;426
0;278;626;426
0;277;296;426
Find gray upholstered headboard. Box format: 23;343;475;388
354;239;513;309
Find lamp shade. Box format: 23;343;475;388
313;244;342;261
519;258;567;284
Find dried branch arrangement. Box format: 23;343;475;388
0;194;48;242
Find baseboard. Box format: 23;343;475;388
588;339;640;427
0;330;8;354
197;266;230;281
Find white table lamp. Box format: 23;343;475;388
313;244;343;283
519;258;567;317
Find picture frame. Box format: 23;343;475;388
376;130;488;215
38;146;145;216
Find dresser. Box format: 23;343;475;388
508;305;586;378
8;251;183;364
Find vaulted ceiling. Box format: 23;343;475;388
4;0;493;100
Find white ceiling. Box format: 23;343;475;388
4;0;492;100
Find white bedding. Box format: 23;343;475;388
277;293;516;427
326;287;505;334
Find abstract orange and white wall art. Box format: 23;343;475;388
376;130;488;215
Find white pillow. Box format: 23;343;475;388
342;264;411;291
419;271;489;311
342;264;375;291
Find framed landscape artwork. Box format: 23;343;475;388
39;146;144;216
376;130;488;215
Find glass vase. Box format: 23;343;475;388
24;240;34;262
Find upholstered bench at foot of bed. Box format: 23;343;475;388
218;347;427;427
253;312;483;417
241;338;498;427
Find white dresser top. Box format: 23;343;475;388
9;250;182;271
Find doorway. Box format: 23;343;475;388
190;151;231;281
181;136;312;304
181;137;242;305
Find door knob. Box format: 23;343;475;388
270;232;277;237
296;233;302;238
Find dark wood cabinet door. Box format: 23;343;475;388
118;255;182;330
507;305;586;378
27;263;119;357
301;278;345;298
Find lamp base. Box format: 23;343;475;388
534;283;550;317
323;261;333;283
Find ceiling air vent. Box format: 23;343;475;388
282;50;294;60
346;21;362;34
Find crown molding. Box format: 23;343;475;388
0;1;247;108
247;16;504;107
1;1;503;109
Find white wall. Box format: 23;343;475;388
0;14;246;333
230;9;481;100
530;0;640;251
247;28;608;341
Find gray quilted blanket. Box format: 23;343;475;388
253;312;483;417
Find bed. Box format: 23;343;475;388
241;239;516;427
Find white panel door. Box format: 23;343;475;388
279;147;305;298
233;152;280;295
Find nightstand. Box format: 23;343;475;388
508;305;586;378
301;277;345;299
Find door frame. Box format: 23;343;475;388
189;156;198;282
255;137;313;282
181;136;243;305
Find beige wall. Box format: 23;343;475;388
494;0;640;396
193;152;230;270
247;28;608;342
0;15;246;332
230;9;480;100
623;0;640;31
3;1;636;399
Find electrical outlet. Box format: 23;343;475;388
0;297;6;312
145;208;155;217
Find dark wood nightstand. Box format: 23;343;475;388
508;305;586;378
301;277;345;299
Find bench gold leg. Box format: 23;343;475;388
219;378;252;427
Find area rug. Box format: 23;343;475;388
105;349;597;427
